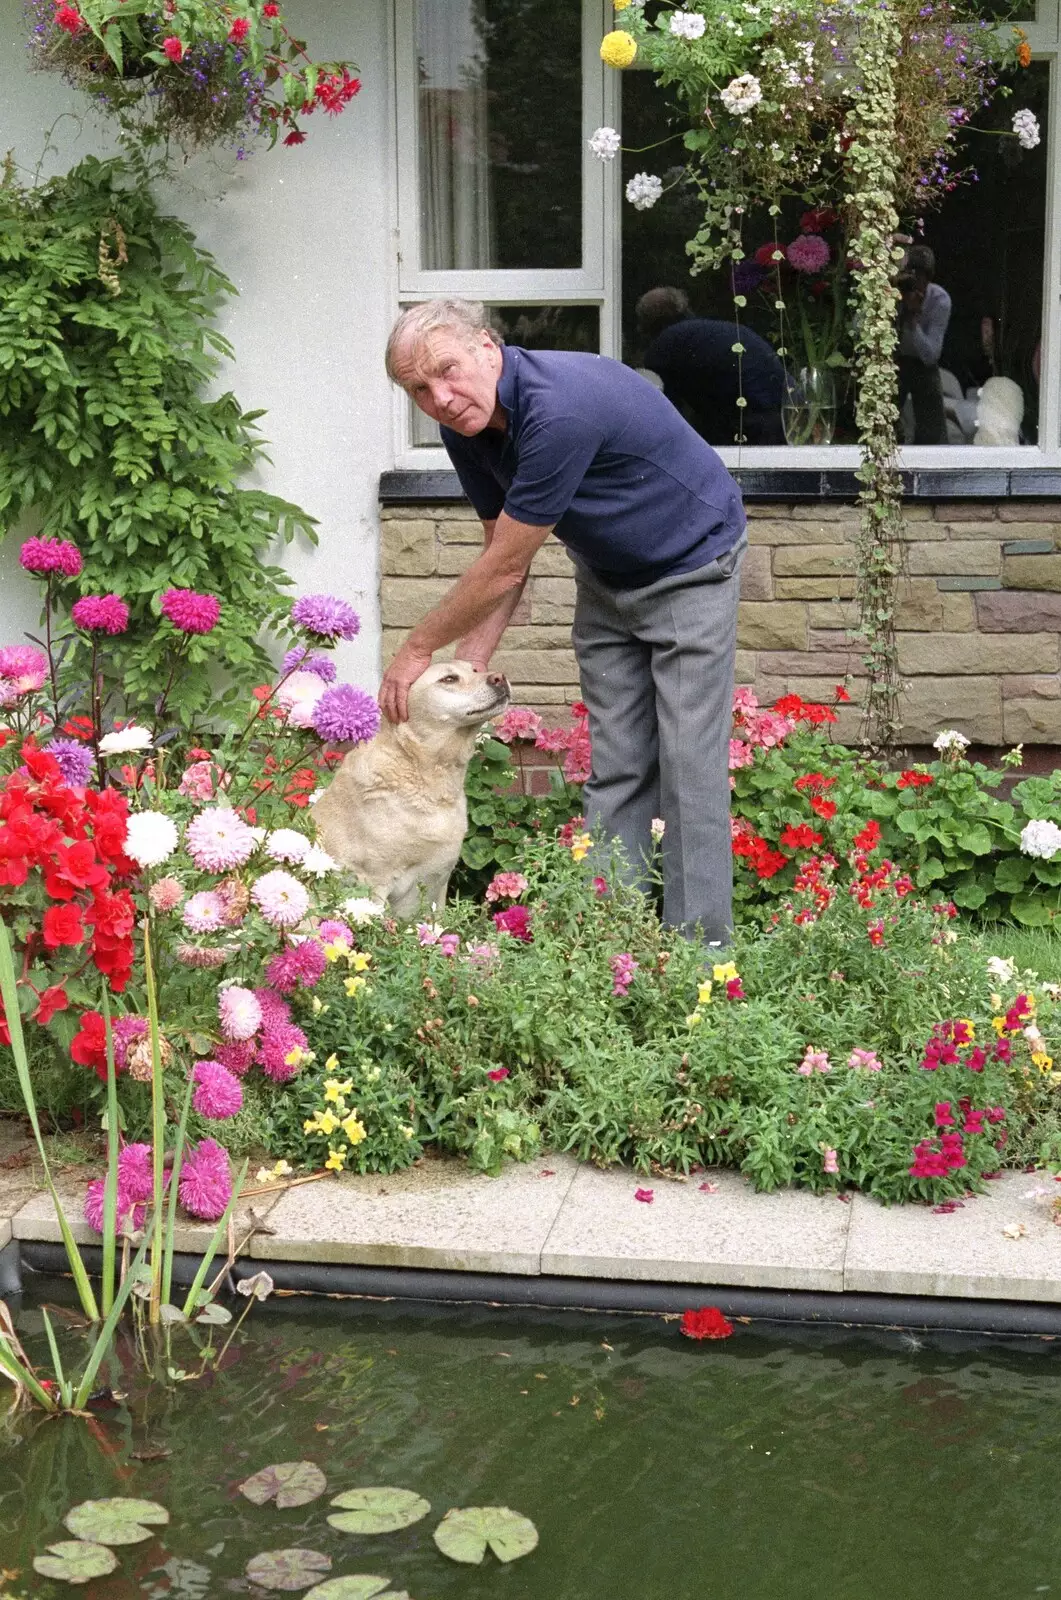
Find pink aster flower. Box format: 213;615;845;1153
265;939;327;992
177;760;217;801
494;707;544;744
0;645;48;695
257;1021;309;1082
291;593;361;641
252;869;310;929
192;1060;244;1119
218;984;262;1042
186;808;257;872
148;876;184;914
176;944;230;969
786;233;831;273
182;890;226;933
112;1015;149;1074
254;987;292;1030
311;684;381;745
317;919;353;947
281;645;337;682
83;1142;156;1234
485;871;528;903
265;828;310;864
19;536;82;578
178;1138;232;1221
161;588;221;635
214;1038;257;1077
71;595;129;635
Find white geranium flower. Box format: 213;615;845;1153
625;172;664;210
301;844;339;878
588;126;622;160
720;73;763;114
1013;108;1040;150
124;811;178;869
342;895;386;924
986;956;1016;984
932;728;970;755
1021;819;1061;861
99;724;153;755
265;828;310;864
669;9;706;37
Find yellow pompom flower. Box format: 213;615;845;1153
341;1112;367;1145
713;962;739;984
324;1145;348;1172
697;981;713;1006
600;28;637;66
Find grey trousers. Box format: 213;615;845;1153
571;538;745;943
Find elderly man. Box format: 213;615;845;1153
380;299;746;942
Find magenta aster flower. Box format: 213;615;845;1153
317;919;353;947
311;684;381;744
83;1141;156;1234
178;1137;233;1221
786;233;831;273
71;594;130;635
252;869;310;929
186;807;257;872
218;984;262;1041
118;1141;155;1202
265;939;327;992
281;645;337;682
0;645;48;694
291;594;361;641
44;738;94;787
257;1021;309;1082
192;1060;244;1119
183;890;227;933
161;588;222;635
19;536;82;578
254;987;292;1030
215;1038;257;1077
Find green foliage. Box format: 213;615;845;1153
450;736;581;900
0;155;317;722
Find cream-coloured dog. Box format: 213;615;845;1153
313;661;510;918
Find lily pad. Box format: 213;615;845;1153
303;1580;394;1600
64;1497;170;1546
245;1548;332;1591
239;1462;328;1509
195;1302;232;1326
432;1506;538;1565
327;1488;430;1535
33;1540;118;1584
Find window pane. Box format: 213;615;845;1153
415;0;583;271
408;304;600;446
621;62;1048;448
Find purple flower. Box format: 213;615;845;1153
44;738;94;787
178;1137;233;1221
786;234;831;274
732;259;767;295
291;594;361;641
265;939;327;992
161;588;221;635
71;595;130;635
192;1060;244;1119
311;684;381;744
19;537;82;578
281;645;337;682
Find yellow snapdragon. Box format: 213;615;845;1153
324;1077;354;1103
341;1112;367;1145
347;950;372;972
344;975;367;998
713;962;739;984
325;1145;347;1172
570;831;593;862
697;980;713;1006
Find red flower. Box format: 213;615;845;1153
62;715;94;741
493;905;532;943
43;840;108;902
487;1067;510;1082
54;3;83;32
867;920;885;946
70;1010;108;1078
42;902;84;949
634;1187;654;1203
801;207;839;233
897;770;934;789
283;130;307;145
263;1;280;13
852;820;880;853
779;824;822;851
794;773;835;795
835;684;851;702
810;797;837;820
33;985;68;1025
680;1306;734;1340
228;15;250;41
754;242;783;267
754;848;789;880
161;35;184;60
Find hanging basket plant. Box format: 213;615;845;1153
26;0;360;155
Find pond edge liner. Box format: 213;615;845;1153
14;1239;1061;1337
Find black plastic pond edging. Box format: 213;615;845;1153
13;1240;1061;1337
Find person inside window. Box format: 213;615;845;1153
635;287;785;446
896;245;952;445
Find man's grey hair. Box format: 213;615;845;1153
385;299;502;383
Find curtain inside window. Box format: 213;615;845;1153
416;0;493;270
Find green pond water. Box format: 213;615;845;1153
1;1292;1060;1599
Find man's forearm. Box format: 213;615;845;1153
455;579;527;667
405;516;550;656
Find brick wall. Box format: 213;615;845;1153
380;500;1061;744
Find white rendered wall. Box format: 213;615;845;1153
0;0;391;688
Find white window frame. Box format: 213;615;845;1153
392;0;1061;472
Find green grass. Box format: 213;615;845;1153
980;924;1061;982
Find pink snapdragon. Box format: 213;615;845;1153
610;951;638;997
797;1047;831;1076
847;1048;882;1072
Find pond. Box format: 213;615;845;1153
1;1289;1060;1599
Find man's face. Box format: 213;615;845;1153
392;328;503;435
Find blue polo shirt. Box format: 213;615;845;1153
440;346;745;590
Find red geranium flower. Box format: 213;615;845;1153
897;770;934;789
680;1306;734;1340
835;684;851;703
810;797;837;820
852;820;881;852
779;824;822;851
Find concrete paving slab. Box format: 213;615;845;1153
13;1179;283;1258
249;1153;580;1274
844;1174;1061;1300
541;1165;852;1290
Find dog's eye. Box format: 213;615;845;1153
440;674;459;685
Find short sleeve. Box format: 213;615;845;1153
441;431;506;522
503;413;605;527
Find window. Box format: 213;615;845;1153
395;0;1061;468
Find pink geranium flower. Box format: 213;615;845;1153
485;871;528;903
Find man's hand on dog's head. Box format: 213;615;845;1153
379;643;433;724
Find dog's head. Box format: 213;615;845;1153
407;660;510;732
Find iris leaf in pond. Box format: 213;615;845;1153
303;1579;404;1600
239;1461;329;1508
32;1540;118;1584
245;1548;333;1591
432;1506;539;1565
327;1488;431;1534
63;1497;169;1545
